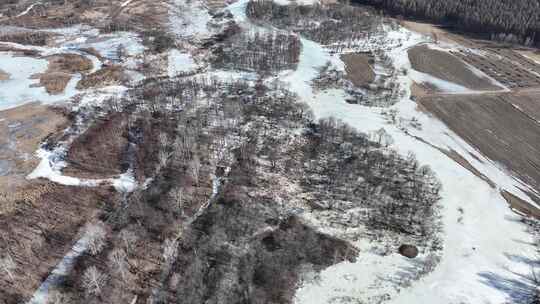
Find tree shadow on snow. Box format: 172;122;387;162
478;253;538;303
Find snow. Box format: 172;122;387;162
282;24;538;304
28;145;139;191
224;1;538;302
272;0;319;6
120;0;134;7
73;85;128;110
112;170;138;193
167;49;197;77
16;2;40;18
425;43;509;92
14;0;539;302
27;148;83;186
169;0;213;39
83;32;145;60
409;69;473;93
0;25;145;110
27;227;92;304
0;52;80;111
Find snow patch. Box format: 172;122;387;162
0;52;80;111
167;49;197;77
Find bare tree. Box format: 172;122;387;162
108;248;128;281
0;254;15;281
85;222;107;256
169;187;185;216
82;266;108;296
48;289;74;304
190;156;201;185
119;228;138;254
162;238;178;264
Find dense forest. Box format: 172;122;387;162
354;0;540;46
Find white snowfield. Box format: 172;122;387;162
0;27;144;110
168;49;198;77
226;1;538;303
169;0;214;40
0;52;80;111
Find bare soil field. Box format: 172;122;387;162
503;92;540;123
408;45;501;91
517;50;540;64
452;48;540;89
400;20;479;48
341;52;375;87
418;93;540;196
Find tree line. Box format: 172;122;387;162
355;0;540;46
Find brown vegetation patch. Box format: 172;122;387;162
77;65;126;89
341;52;375;87
418;93;540;192
0;103;69;198
409;45;501;91
501;190;540;219
65;112;129;178
31;53;93;94
34;72;72;94
0;68;9;81
0;181;117;302
0;45;39;56
0;31;55;46
46;53;93;74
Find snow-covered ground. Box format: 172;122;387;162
0;52;80;111
8;0;538;302
0;26;144;110
169;0;213;40
227;1;538;303
168;49;197;77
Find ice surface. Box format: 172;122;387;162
168;49;197;77
0;52;81;111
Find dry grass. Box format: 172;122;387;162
341;52;375;87
0;181;116;301
46;53;93;74
0;103;69;211
77;65;126;89
65;113;129;179
35;72;73;94
0;68;9;81
30;53;94;94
